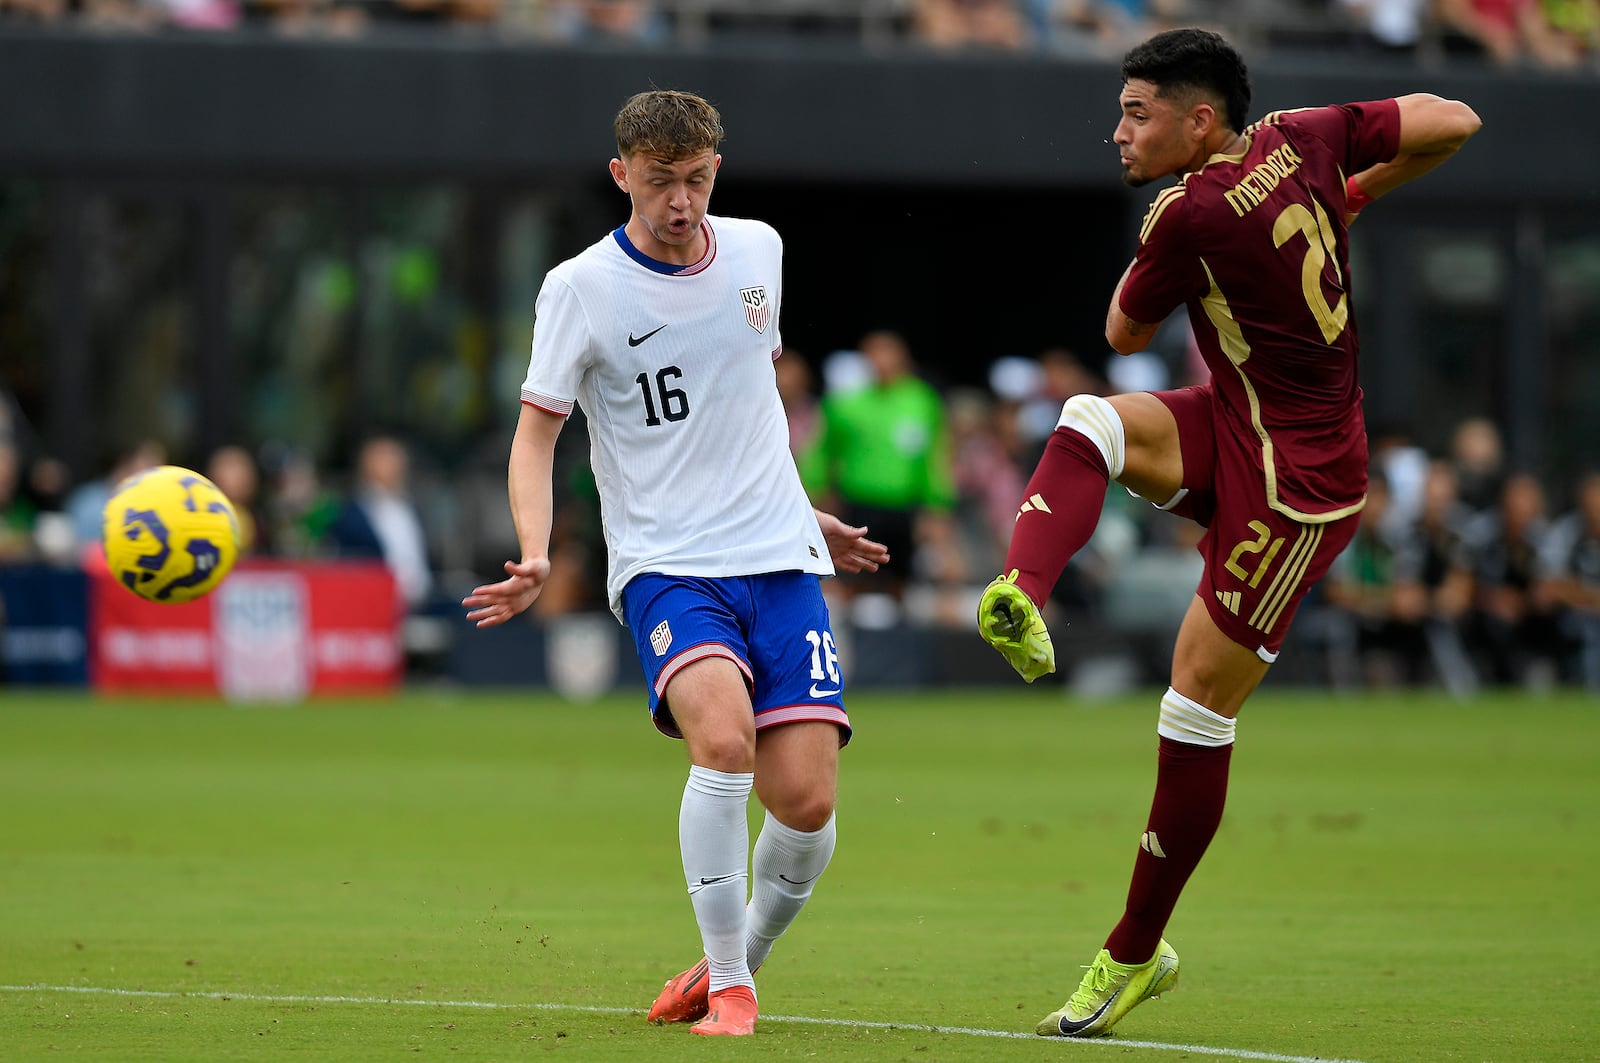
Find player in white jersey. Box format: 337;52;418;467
462;89;888;1038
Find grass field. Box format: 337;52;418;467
2;685;1596;1062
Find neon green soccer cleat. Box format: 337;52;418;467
1035;939;1179;1038
977;570;1056;682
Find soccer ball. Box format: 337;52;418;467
102;464;241;604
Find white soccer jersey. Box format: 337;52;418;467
520;215;833;619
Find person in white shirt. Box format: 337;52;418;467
462;89;887;1038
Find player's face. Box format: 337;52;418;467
1113;79;1200;187
611;149;720;260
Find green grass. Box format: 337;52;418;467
1;686;1596;1062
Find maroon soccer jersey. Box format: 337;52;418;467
1118;100;1402;522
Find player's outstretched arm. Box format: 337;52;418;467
462;404;563;628
1348;94;1482;211
814;508;890;574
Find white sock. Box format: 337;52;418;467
1157;687;1237;747
745;811;836;972
680;765;755;994
1057;393;1126;479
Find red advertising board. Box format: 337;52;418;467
89;557;402;698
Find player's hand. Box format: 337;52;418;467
814;510;890;574
462;556;551;628
977;571;1056;683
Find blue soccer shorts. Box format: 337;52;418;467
621;571;851;745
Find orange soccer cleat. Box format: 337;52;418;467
690;985;758;1037
647;957;710;1025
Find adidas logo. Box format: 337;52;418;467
1214;589;1241;615
1016;493;1052;520
1141;830;1167;858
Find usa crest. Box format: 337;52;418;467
740;286;770;334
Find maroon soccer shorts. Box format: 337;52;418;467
1152;385;1362;661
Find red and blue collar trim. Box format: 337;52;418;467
612;220;717;276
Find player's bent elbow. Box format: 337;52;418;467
1106;328;1150;356
1437;100;1483;149
1399;94;1483;154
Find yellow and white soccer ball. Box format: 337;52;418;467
102;464;241;604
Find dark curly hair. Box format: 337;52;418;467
1121;28;1252;134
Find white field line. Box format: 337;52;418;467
1;983;1370;1063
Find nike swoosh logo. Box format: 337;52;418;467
628;324;667;347
1056;996;1115;1035
698;874;736;886
808;684;841;698
778;872;821;886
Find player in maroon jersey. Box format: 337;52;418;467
977;27;1480;1038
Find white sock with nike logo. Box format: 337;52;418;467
745;810;836;972
681;765;755;994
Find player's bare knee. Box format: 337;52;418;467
689;731;756;774
768;792;836;833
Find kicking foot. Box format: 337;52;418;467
1036;938;1179;1038
977;571;1056;682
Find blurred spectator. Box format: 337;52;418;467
64;439;166;557
1105;345;1169;394
22;455;69;517
1322;470;1426;687
1465;471;1563;687
0;440;37;561
820;347;873;395
22;454;75;564
1449;415;1506;515
206;444;270;556
1438;0;1582;66
1016;347;1108;463
775;349;822;458
328;435;434;612
151;0;242;29
1536;470;1600;688
911;0;1032;49
1541;0;1600;59
532;444;607;618
1390;459;1480;695
799;329;957;604
350;0;501;28
947;387;1027;575
247;0;367;36
546;0;664;41
0;0;69;21
260;444;341;559
1030;0;1185;57
1335;0;1433;55
1369;420;1430;543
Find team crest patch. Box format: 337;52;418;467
650;619;673;657
740;286;770;334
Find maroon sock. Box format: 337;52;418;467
1003;427;1109;605
1103;736;1232;965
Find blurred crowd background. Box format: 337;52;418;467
1;0;1597;694
3;326;1598;694
0;0;1597;73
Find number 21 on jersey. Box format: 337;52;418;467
1272;199;1348;344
